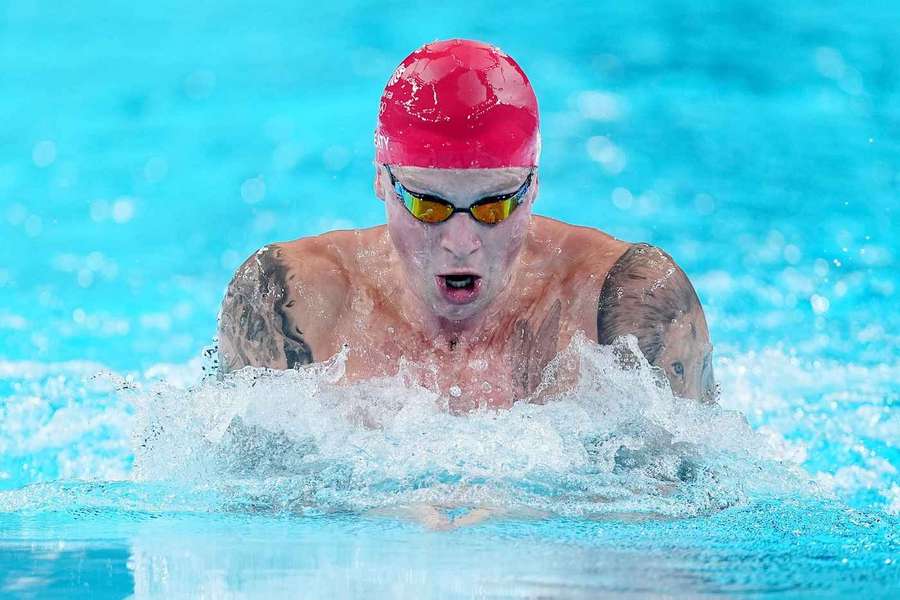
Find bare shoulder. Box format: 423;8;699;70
276;234;355;302
530;216;631;274
527;218;629;335
596;242;717;403
596;243;697;322
217;236;352;373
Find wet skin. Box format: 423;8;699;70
218;166;716;411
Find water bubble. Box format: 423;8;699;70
815;47;846;80
240;177;266;204
90;199;110;222
252;211;277;234
139;313;173;332
315;217;355;233
813;259;830;277
351;46;392;78
30;332;49;353
783;244;802;265
838;69;864;95
576;90;623;121
0;311;26;329
810;294;830;314
24;215;43;237
586;136;626;174
6;203;27;225
323;146;351;172
55;162;78;188
172;302;193;320
77;269;94;288
32;140;57;168
468;359;487;372
273;141;304;171
86;251;105;271
637;191;660;215
37;289;55;307
112;198;135;223
611;187;633;210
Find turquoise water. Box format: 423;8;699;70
1;1;898;597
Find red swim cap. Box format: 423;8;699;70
375;39;540;169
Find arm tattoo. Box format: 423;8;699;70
597;244;716;402
218;245;313;373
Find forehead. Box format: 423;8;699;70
390;166;531;199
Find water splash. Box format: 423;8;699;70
14;334;894;519
122;335;811;518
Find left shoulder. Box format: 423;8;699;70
595;243;717;403
600;243;695;301
529;216;631;275
595;242;703;342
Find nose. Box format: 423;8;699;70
439;213;482;260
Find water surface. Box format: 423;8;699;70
1;0;898;597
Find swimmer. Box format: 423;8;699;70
217;39;717;409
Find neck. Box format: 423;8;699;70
396;266;526;354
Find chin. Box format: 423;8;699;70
432;301;479;321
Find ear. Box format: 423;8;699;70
373;165;385;201
527;171;539;207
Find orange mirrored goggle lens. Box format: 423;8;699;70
470;198;515;225
405;195;455;223
387;165;531;226
405;193;517;225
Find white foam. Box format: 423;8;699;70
127;336;811;517
3;338;895;517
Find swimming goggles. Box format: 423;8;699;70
384;164;532;225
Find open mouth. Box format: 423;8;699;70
436;274;482;304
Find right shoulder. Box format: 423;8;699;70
216;241;349;373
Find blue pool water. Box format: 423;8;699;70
1;1;898;597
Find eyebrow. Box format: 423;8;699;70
394;172;529;200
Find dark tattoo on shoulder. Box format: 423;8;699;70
597;244;716;402
217;245;313;373
597;244;698;363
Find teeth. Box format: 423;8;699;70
445;276;474;289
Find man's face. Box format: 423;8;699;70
376;165;536;323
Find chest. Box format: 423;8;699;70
330;296;578;412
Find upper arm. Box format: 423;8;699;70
596;243;717;403
217;244;314;374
